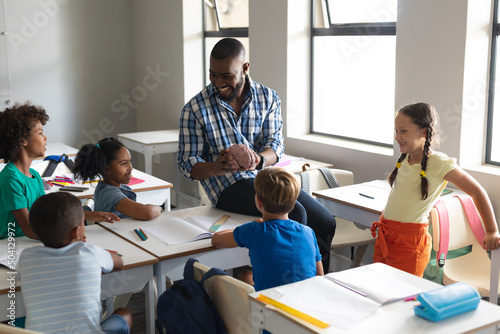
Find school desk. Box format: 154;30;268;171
43;168;173;211
0;225;158;334
312;180;389;228
313;179;462;228
117;130;181;205
249;263;500;334
98;205;259;295
0;142;173;210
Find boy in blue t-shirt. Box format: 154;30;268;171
212;167;324;291
18;192;133;333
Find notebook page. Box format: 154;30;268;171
326;266;423;304
269;276;380;329
185;215;243;232
143;217;212;246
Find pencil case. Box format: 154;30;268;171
414;282;480;322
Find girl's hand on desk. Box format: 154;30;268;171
85;211;120;223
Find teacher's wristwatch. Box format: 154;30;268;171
256;153;266;170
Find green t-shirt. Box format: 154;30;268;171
0;162;45;239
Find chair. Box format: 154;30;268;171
193;261;255;334
297;166;375;270
429;196;500;304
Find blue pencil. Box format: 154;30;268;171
134;228;147;241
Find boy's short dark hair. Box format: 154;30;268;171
0;102;49;162
29;192;84;248
254;167;300;214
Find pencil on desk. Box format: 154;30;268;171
139;228;148;240
106;249;123;257
134;229;147;241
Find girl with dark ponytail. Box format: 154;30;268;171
373;102;499;277
74;138;162;220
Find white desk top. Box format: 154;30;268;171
314;180;463;215
250;263;500;334
0;225;158;295
86;224;158;270
42;168;172;200
117;129;179;145
98;206;259;262
313;179;390;215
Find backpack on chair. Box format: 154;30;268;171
156;258;228;334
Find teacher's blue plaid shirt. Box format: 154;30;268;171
178;75;284;206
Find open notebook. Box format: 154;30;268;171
143;215;232;246
260;264;426;330
325;265;424;305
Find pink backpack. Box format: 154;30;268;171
433;195;485;267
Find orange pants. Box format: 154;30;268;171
371;216;431;277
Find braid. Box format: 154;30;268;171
388;153;407;187
419;127;433;200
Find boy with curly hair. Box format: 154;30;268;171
0;103;49;239
0;102;119;240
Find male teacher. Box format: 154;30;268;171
177;38;336;271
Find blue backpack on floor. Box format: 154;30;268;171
156;258;229;334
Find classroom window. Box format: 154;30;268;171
311;0;397;147
487;0;500;166
203;0;249;85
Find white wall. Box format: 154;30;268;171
4;0;136;150
4;0;500;218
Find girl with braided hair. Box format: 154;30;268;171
371;102;499;276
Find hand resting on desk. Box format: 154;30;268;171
85;211;120;223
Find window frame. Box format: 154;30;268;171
309;0;396;148
202;0;249;86
486;0;500;166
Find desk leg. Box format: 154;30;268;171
144;147;153;175
165;190;171;212
173;155;180;208
154;262;167;296
145;278;155;334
